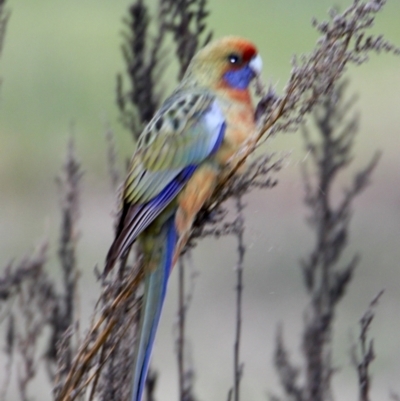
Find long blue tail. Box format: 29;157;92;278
131;216;176;401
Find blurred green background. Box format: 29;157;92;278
0;0;399;400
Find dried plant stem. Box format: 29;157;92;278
87;340;108;401
0;316;13;401
80;308;138;399
56;138;82;377
177;258;186;401
271;77;381;401
175;253;198;401
56;267;143;401
233;195;245;401
351;290;384;401
0;0;9;61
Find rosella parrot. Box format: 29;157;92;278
104;36;262;401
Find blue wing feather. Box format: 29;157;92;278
105;165;197;272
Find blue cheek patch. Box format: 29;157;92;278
223;65;255;90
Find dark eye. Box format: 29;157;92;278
227;53;241;65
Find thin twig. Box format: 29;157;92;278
351;290;384;401
0;315;13;401
177;257;185;401
233;195;246;401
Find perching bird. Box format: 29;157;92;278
104;36;262;401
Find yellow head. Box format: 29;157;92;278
182;36;262;94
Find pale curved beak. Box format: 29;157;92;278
249;54;263;75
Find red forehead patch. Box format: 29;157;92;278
241;44;257;62
234;42;257;62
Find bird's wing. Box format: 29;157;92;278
105;90;225;272
124;90;225;203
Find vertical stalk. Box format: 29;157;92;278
178;258;185;401
233;195;245;401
